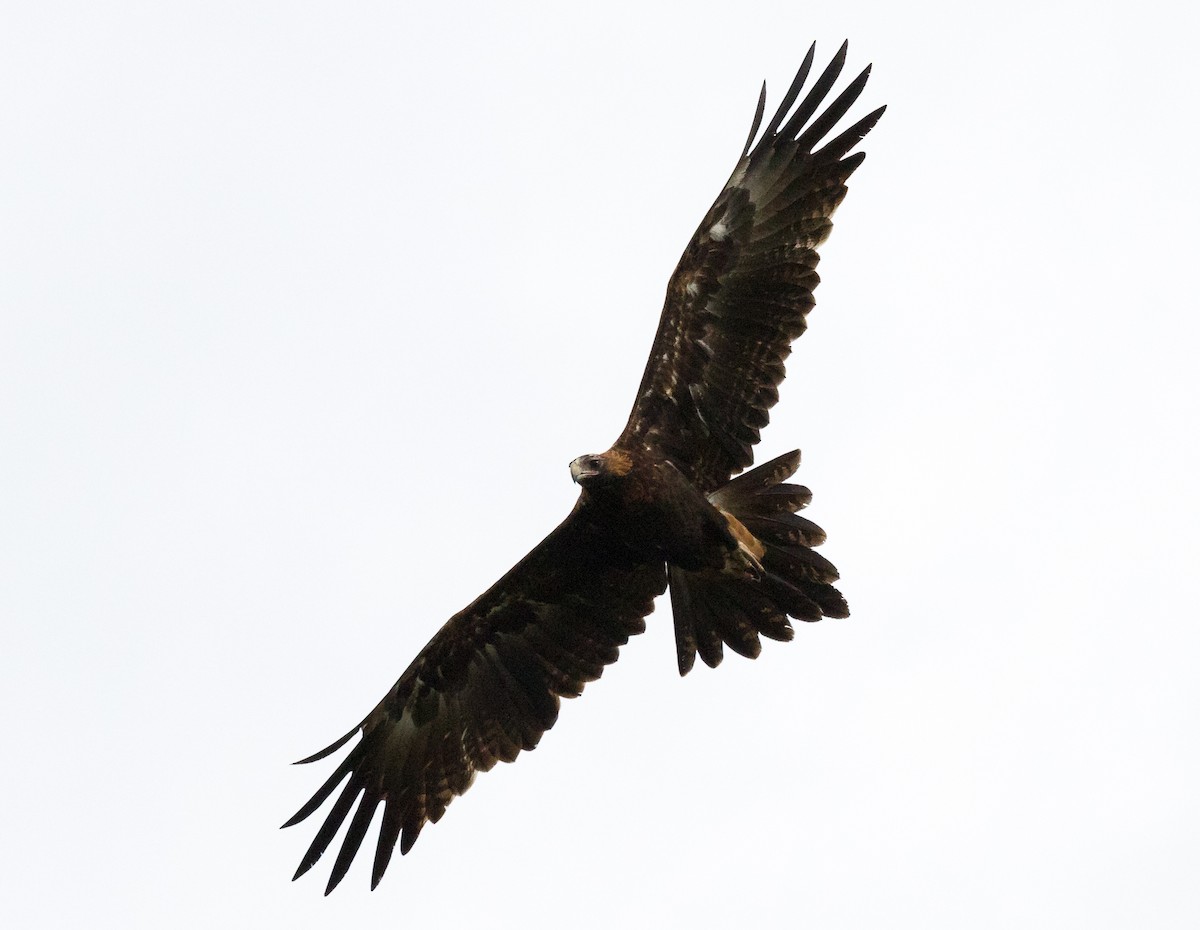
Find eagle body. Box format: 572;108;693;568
571;447;736;572
286;42;884;894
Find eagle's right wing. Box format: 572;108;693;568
617;42;884;493
283;504;666;894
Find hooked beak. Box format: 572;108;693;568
569;457;599;484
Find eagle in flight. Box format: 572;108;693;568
285;41;884;893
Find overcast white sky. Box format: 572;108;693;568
3;1;1197;927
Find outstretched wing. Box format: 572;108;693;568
617;42;885;493
283;505;666;894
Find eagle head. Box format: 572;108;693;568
569;453;606;485
569;449;633;486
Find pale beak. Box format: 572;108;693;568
569;457;599;483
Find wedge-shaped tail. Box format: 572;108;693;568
669;449;847;674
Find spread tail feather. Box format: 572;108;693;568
669;449;848;675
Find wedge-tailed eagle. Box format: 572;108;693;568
285;41;884;893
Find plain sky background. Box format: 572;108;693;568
3;1;1197;927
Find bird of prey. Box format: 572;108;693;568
285;41;884;894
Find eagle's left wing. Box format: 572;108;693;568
617;42;884;493
284;505;665;893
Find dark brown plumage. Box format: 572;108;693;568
619;42;883;492
285;42;883;894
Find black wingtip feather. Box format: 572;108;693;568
281;753;358;829
400;820;423;855
292;726;359;766
817;104;886;164
754;42;816;156
741;82;767;159
372;801;404;889
324;793;381;895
